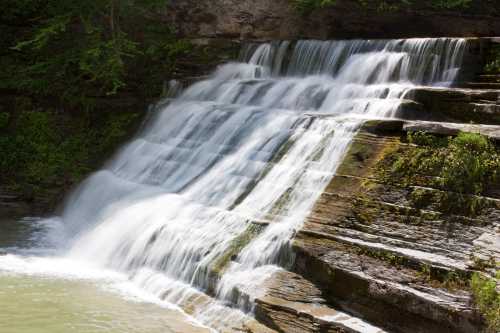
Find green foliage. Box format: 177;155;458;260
0;112;9;129
0;0;196;204
383;131;500;217
427;0;472;9
441;133;499;195
0;105;139;195
471;272;500;332
396;132;499;196
0;0;190;107
485;44;500;74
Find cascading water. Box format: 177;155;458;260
1;38;468;331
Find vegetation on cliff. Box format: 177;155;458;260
380;131;500;216
0;100;140;200
0;0;192;210
1;0;191;106
291;0;474;13
485;44;500;74
471;272;500;332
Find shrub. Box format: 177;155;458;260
394;132;499;196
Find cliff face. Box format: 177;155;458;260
161;0;500;40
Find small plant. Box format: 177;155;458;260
471;272;500;332
485;44;500;74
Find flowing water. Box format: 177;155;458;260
1;38;467;332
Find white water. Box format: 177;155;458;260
1;38;467;331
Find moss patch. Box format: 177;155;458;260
211;223;265;275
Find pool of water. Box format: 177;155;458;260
0;218;210;333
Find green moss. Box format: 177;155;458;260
471;272;500;332
408;187;493;218
354;244;469;291
357;246;409;266
211;224;265;275
336;140;374;176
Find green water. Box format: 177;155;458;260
0;273;209;333
0;217;209;333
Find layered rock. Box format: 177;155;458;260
253;121;500;333
406;88;500;125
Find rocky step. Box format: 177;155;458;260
307;186;497;266
407;87;500;125
254;270;387;333
402;120;500;142
292;233;481;333
300;225;471;274
461;82;500;90
341;118;500;143
475;74;500;83
286;120;500;332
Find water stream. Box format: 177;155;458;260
0;38;467;332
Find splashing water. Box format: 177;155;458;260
1;38;468;331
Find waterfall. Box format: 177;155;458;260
39;38;466;330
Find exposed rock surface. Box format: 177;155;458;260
160;0;500;40
0;189;31;219
405;87;500;125
254;121;500;333
255;270;387;333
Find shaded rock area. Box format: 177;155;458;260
0;189;31;219
251;121;500;333
161;0;500;40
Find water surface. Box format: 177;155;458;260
0;218;209;333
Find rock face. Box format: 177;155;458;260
0;189;31;219
252;121;500;333
407;87;500;125
160;0;500;40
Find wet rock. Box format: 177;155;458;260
407;87;500;124
254;271;387;333
0;188;31;220
159;1;500;40
287;122;500;333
